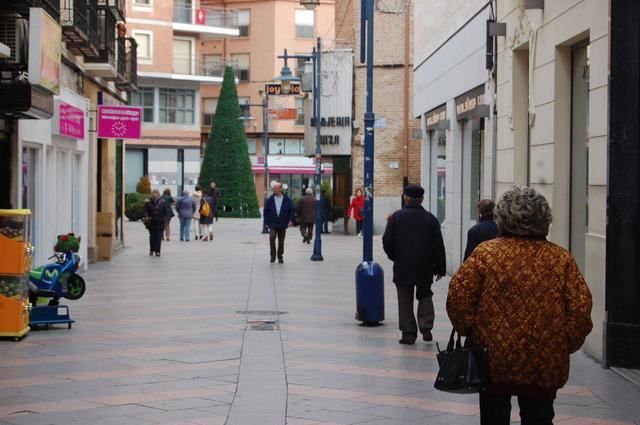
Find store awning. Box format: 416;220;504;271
252;165;333;174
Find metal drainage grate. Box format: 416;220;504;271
236;310;287;315
246;319;279;331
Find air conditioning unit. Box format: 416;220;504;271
0;15;28;65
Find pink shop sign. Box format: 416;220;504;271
97;105;142;139
53;101;85;139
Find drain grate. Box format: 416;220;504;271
236;310;287;315
246;318;279;331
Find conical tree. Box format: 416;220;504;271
200;66;260;218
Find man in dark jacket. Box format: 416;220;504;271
297;188;316;244
320;189;331;233
463;199;498;260
264;182;296;263
382;184;446;344
209;182;222;222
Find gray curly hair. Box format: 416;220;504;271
495;186;552;238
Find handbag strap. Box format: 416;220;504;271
446;328;464;352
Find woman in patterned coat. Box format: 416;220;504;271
447;186;593;425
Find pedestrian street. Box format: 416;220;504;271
0;219;639;425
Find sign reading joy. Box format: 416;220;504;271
97;106;142;139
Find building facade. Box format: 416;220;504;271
200;0;335;206
335;0;420;234
413;0;496;274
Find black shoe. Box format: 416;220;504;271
306;240;311;244
149;251;154;256
399;339;415;345
423;331;433;342
278;258;284;264
155;252;161;257
270;257;276;263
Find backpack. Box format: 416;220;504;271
201;199;212;217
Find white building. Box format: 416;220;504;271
413;0;496;273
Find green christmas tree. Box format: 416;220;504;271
200;66;260;218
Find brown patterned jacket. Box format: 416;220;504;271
446;237;593;399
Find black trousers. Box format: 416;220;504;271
395;284;434;340
356;219;363;235
269;228;286;259
149;228;163;253
300;223;314;241
480;392;555;425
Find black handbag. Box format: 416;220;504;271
434;329;489;394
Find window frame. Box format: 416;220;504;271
130;87;155;124
237;9;251;37
159;88;196;125
231;53;251;82
202;54;223;78
133;0;152;10
295;97;305;126
132;30;153;64
295;9;315;39
202;97;218;127
172;36;196;75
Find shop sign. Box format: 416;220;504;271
265;83;302;96
28;8;62;95
304;50;353;156
195;9;206;25
426;104;447;131
455;85;489;120
53;100;84;139
97;106;142;139
269;108;298;120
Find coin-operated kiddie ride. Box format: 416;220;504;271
28;233;86;329
0;209;33;340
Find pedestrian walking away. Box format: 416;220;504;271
209;182;222;222
143;189;169;257
263;182;296;263
382;184;446;345
191;185;203;240
447;186;593;425
297;187;316;244
347;188;365;237
175;190;197;242
464;198;498;261
199;192;215;241
320;188;331;234
160;188;175;241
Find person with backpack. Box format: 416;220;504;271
143;189;170;256
200;192;214;241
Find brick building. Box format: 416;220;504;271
335;0;420;234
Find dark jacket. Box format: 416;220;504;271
320;193;331;218
264;194;296;230
175;195;197;219
464;217;498;260
161;194;175;218
297;194;316;224
382;201;446;286
143;198;168;230
209;187;221;206
199;195;214;225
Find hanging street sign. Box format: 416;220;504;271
265;83;302;96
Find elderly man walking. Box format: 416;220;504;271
264;182;296;263
175;189;197;242
382;184;446;344
297;187;316;244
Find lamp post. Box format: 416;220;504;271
354;0;384;324
277;37;323;261
239;95;270;233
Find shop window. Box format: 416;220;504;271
247;138;257;154
436;135;446;224
159;88;195;124
130;87;155;123
295;9;314;38
270;138;285;154
285;138;303;155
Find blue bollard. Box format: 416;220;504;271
355;261;384;324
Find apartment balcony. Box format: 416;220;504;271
172;5;239;36
84;7;118;79
61;0;99;57
0;0;60;22
97;0;124;21
138;57;230;84
116;37;137;92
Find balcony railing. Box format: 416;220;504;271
0;0;61;21
172;5;238;31
97;0;125;21
84;7;117;78
61;0;99;57
116;37;137;91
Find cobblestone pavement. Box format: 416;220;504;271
1;219;639;425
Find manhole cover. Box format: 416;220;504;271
236;310;287;315
246;319;279;331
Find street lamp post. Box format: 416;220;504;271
355;0;384;324
239;95;270;233
277;38;323;261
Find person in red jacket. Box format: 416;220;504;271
347;189;365;237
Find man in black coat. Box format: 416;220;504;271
382;184;446;344
263;182;296;263
463;199;498;260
